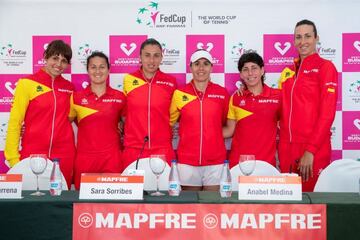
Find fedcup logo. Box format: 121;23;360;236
0;43;27;68
71;74;91;92
136;1;187;28
32;36;71;73
136;1;160;26
317;41;336;60
186;35;224;73
109;35;147;73
231;42;246;58
342;111;360;150
160;42;181;69
263;34;297;73
342;33;360;72
0;43;26;58
77;43;93;58
78;212;93;228
348;79;360;95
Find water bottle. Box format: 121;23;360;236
220;160;232;198
168;159;181;196
50;158;62;196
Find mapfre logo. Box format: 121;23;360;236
78;213;94;228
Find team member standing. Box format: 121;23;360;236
279;19;338;191
170;49;229;191
223;51;281;168
5;40;75;188
70;52;126;190
122;38;177;168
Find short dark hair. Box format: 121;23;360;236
43;40;72;63
140;38;162;55
86;51;110;70
295;19;318;37
238;50;265;83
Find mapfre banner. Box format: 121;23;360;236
73;203;326;239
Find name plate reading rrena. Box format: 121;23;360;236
0;174;22;199
238;176;302;201
79;173;144;200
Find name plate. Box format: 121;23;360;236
0;174;22;199
79;173;144;200
238;176;302;201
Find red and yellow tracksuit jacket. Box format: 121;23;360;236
278;53;338;191
228;84;281;168
70;86;126;189
170;81;229;166
122;69;177;166
5;68;75;186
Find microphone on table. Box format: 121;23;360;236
135;136;149;196
136;136;149;170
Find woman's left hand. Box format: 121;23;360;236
298;151;314;182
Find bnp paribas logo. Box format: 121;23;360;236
0;43;26;58
136;1;186;28
77;43;93;58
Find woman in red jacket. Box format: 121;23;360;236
170;49;229;191
278;19;338;191
5;40;75;188
70;52;126;189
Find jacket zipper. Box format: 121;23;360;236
147;82;152;149
48;78;56;158
289;61;303;142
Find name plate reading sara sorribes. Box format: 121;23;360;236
79;173;144;200
0;174;22;199
238;176;302;201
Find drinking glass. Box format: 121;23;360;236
29;154;48;196
239;154;256;176
149;154;166;196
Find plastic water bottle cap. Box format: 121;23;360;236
224;160;229;163
52;158;60;163
171;159;177;163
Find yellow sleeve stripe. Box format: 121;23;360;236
123;74;147;95
227;95;237;120
24;79;52;100
169;89;197;126
72;104;98;123
69;94;76;118
172;90;197;110
278;67;295;89
5;78;30;166
227;99;253;121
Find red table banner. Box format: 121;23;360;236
73;203;326;240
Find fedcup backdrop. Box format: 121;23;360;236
0;0;359;173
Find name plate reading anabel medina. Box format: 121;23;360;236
238;176;302;201
79;173;144;200
0;174;22;199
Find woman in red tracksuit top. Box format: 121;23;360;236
223;51;281;169
278;19;338;191
70;52;126;190
170;49;229;191
122;38;177;168
5;40;75;188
